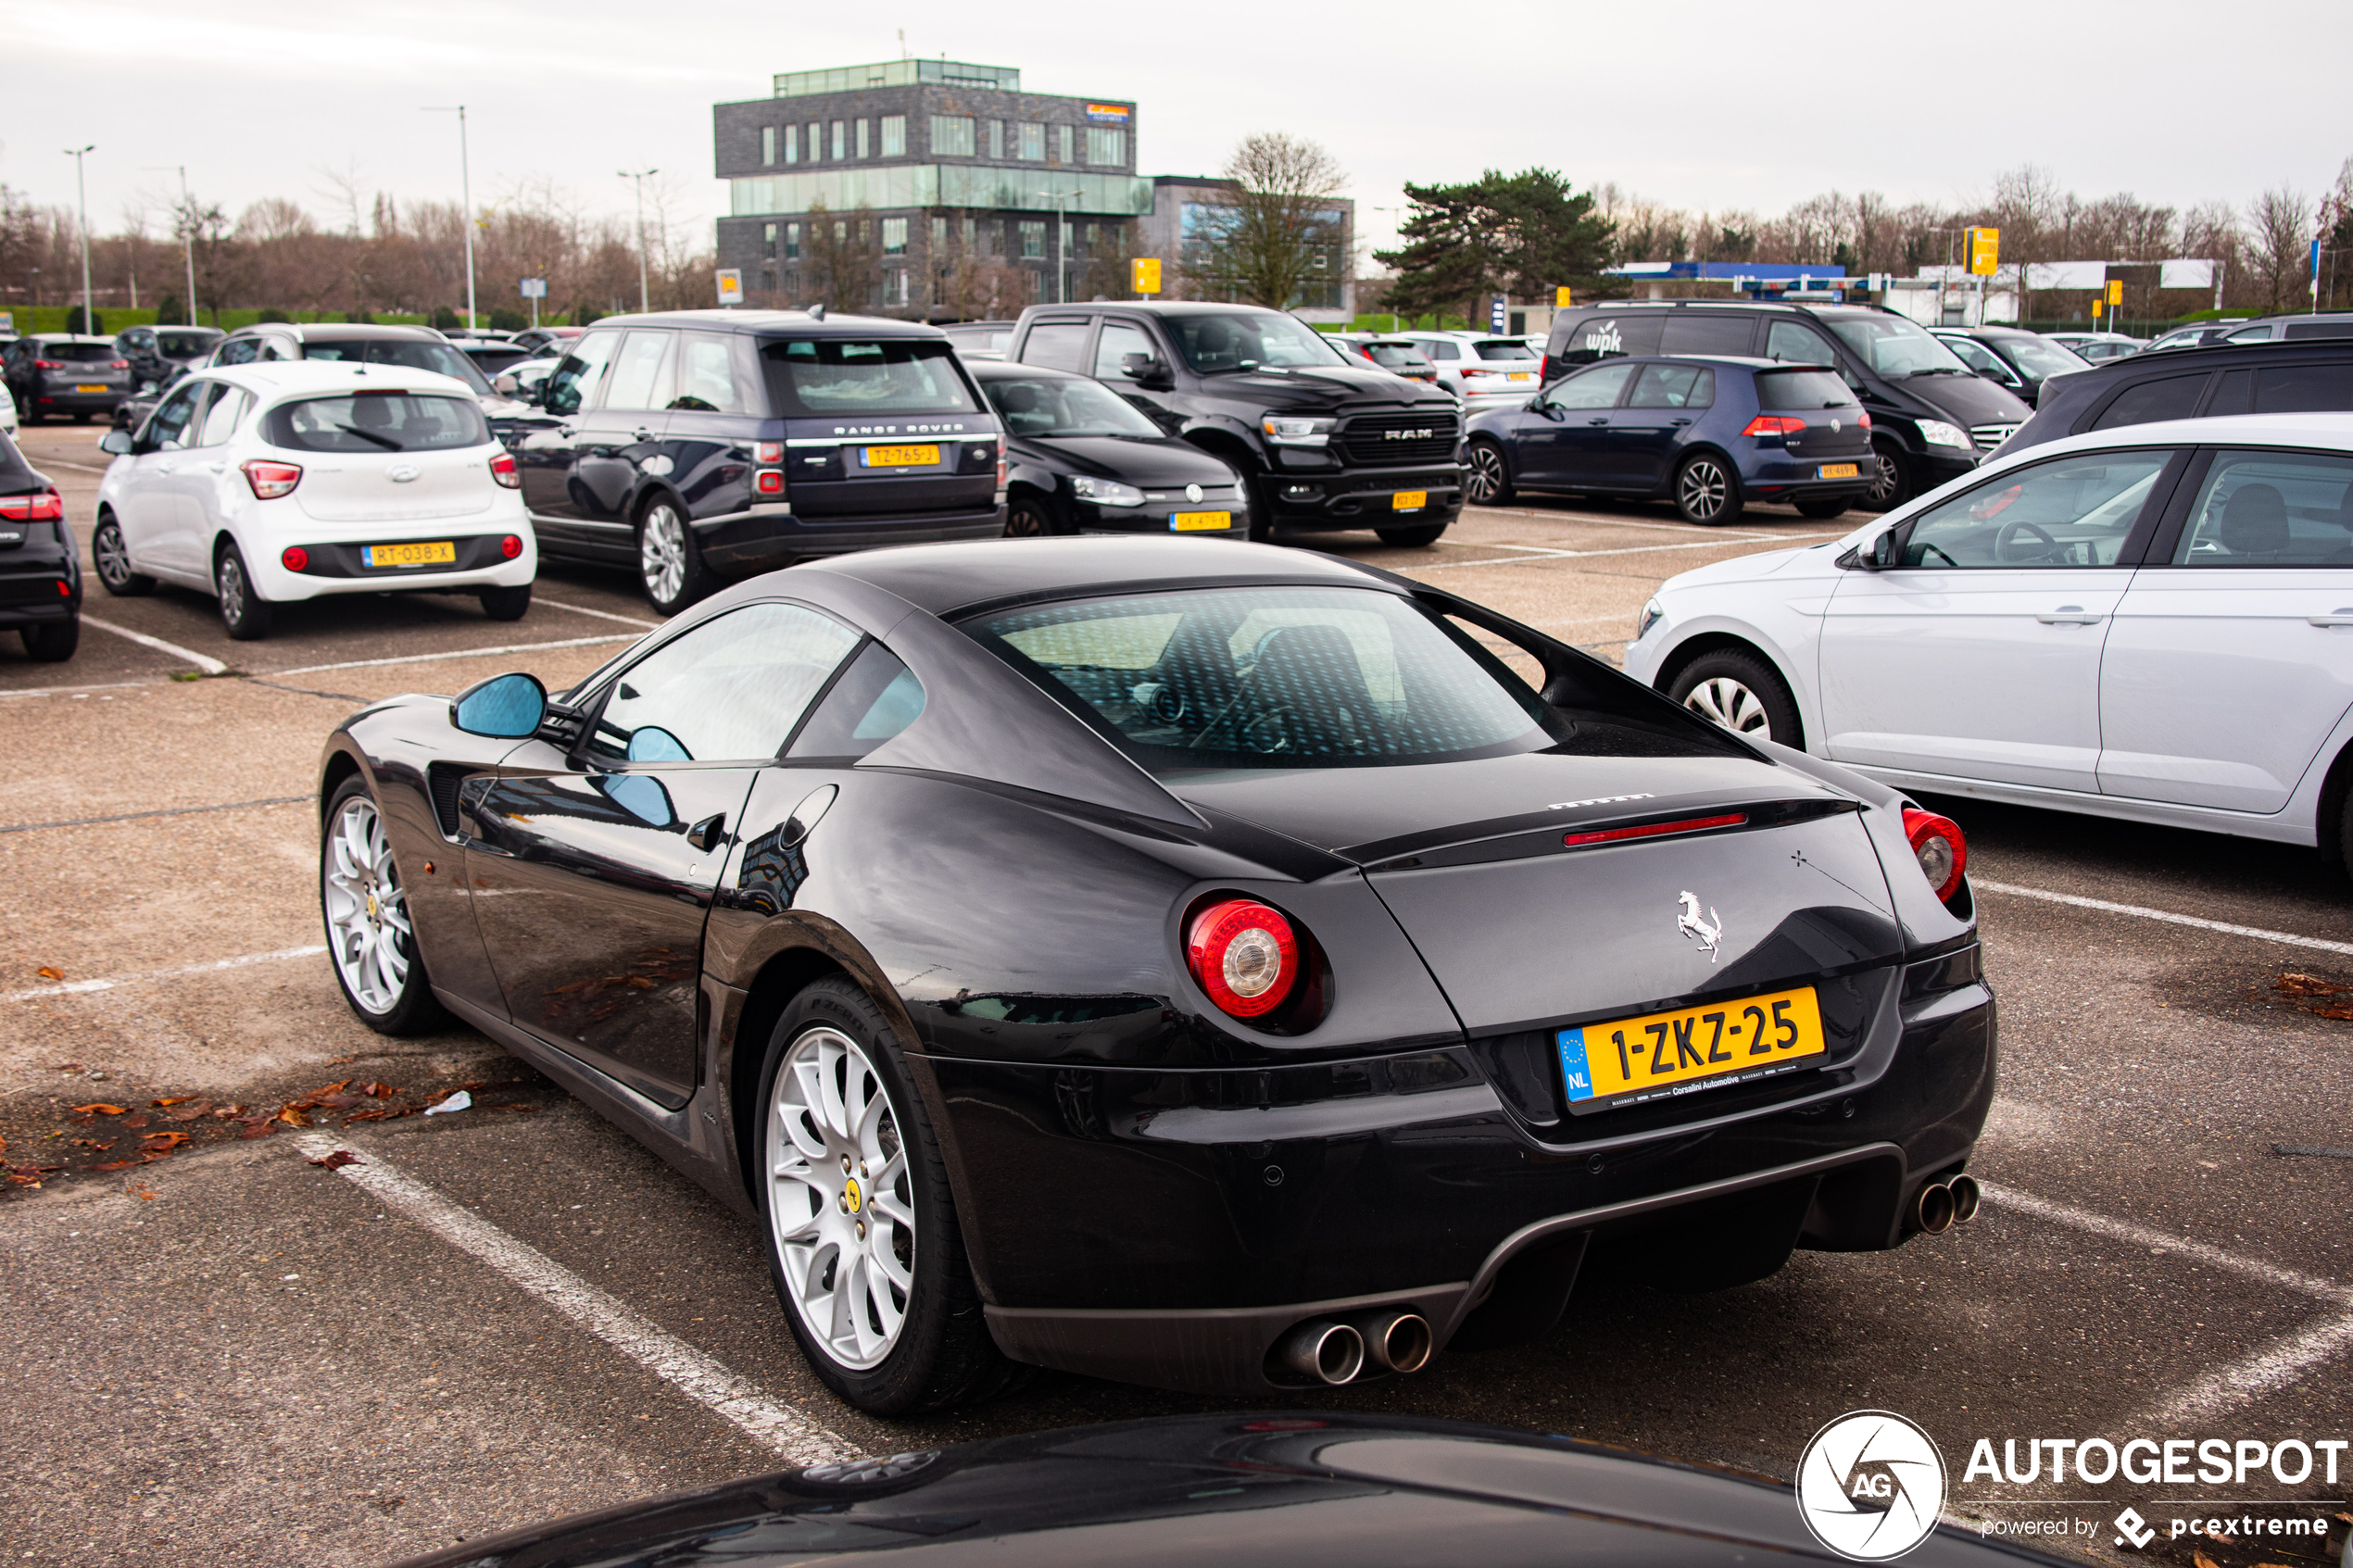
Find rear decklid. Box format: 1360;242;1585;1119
264;387;503;523
1174;749;1905;1082
1754;366;1871;461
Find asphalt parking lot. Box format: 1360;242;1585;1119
4;420;2349;1568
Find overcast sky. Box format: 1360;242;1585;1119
5;0;2347;267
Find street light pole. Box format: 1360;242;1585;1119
1030;188;1080;304
424;107;478;330
621;169;658;313
64;144;94;333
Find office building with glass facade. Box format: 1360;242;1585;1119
714;57;1146;319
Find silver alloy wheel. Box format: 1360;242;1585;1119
1683;676;1773;736
1865;449;1902;508
218;550;249;626
321;796;412;1014
1466;443;1507;504
1003;501;1047;537
639;504;687;605
94;521;133;588
766;1024;915;1371
1678;458;1730;521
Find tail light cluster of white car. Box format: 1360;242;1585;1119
242;452;523;500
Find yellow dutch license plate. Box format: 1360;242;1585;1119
1170;510;1231;531
1391;490;1428;511
1818;462;1860;480
76;383;107;393
1557;985;1827;1109
1506;371;1534;382
363;541;458;569
862;444;940;468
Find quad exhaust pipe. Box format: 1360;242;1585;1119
1277;1309;1433;1386
1912;1173;1983;1236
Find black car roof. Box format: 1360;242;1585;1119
584;308;947;338
802;535;1392;620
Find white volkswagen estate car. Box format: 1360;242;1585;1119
92;362;535;639
1626;412;2353;863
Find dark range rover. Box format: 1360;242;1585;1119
510;310;1005;612
1008;301;1464;546
1546;302;2034;510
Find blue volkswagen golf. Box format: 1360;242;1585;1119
1461;356;1873;524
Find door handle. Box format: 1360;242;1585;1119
154;461;176;474
1587;417;1608;425
556;426;576;438
205;461;225;472
634;428;655;443
2035;606;2105;624
1671;418;1692;426
686;813;726;852
2308;608;2353;627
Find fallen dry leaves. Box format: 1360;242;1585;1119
70;1103;127;1116
35;966;62;981
306;1149;361;1171
2276;972;2353;1020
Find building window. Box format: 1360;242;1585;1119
886;269;911;306
855;118;870;158
761;126;776;167
1056;124;1074;165
785;221;800;260
1017;122;1044;161
930;215;948;252
784;124;799;165
930;115;974;157
984;119;1002;159
807;121;820;160
882;217;909;256
764;221;778;256
1086;127;1125;167
1019;220;1046;259
880;115;905;157
830;120;846;159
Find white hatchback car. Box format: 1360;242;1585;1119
1626;412;2353;863
92;362;534;639
1401;332;1547;408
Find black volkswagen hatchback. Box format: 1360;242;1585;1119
971;360;1249;538
317;535;1994;1414
510;310;1006;612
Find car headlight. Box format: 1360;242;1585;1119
1260;415;1333;446
1070;474;1145;508
1637;598;1664;640
1918;419;1972;449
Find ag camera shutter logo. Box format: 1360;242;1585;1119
1796;1410;1948;1561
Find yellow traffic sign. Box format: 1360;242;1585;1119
1554;285;1574;308
1966;227;1999;276
1132;257;1162;295
2106;280;2123;306
2092;299;2104;320
715;269;744;306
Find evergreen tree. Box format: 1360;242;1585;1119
1376;169;1615;325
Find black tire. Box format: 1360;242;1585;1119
479;583;532;621
755;977;1022;1415
319;775;450;1036
1794;495;1853;520
21;618;78;662
1002;494;1060;537
215;540;272;640
635;495;707;615
1376;521;1449;547
1860;441;1910;512
1464;438;1514;505
1239;470;1281;544
72;411;93;424
92;514;157;596
1666;646;1802;747
1671;452;1743;526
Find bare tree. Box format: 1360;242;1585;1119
1196;132;1348;309
802;199;881;311
2246;183;2313;311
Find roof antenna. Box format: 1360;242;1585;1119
898;28;908;59
808;303;826;321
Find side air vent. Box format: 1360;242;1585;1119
426;763;472;839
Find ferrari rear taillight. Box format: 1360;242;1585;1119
240;458;303;499
0;490;63;521
1742;415;1807;438
1186;897;1302;1019
488;450;521;489
1901;807;1967;901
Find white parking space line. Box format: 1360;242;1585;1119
79;615;229;675
293;1134;860;1466
533;596;662;629
0;678;168;701
4;943;328;1004
2135;1311;2353;1427
38;458;111;475
1975;880;2353;959
1981;1180;2350;1303
269;633;637;677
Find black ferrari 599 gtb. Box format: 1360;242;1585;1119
316;536;1994;1413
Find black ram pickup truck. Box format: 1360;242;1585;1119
1005;301;1466;546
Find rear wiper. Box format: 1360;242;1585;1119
333;423;404;450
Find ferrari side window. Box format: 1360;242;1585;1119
586;602;860;765
786;643;926;760
1901;451;2171;570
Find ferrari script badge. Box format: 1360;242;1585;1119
1676;891;1724;962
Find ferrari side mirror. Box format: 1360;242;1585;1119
452;671;547;737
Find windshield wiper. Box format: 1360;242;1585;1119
333;422;404;450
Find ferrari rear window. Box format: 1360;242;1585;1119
965;586;1568;771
